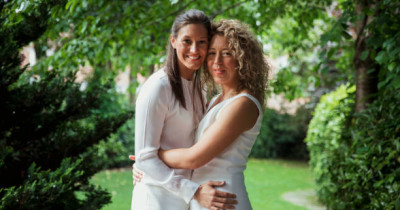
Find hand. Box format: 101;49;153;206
129;155;143;186
194;181;237;210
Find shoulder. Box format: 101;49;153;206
217;93;260;130
226;95;259;116
143;69;170;89
137;69;171;103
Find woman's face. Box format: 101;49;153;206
171;24;208;80
207;35;239;87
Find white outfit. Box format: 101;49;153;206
132;69;204;210
190;93;263;210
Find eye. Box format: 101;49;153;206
208;51;216;56
183;39;191;44
223;51;232;56
199;40;207;45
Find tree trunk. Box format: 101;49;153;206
353;0;379;112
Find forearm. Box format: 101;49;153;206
159;148;198;169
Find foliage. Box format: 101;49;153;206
306;84;400;209
336;90;400;209
0;159;110;209
334;90;400;209
251;107;311;160
90;118;135;169
305;84;355;207
0;1;132;208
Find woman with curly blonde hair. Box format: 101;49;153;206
156;19;270;209
203;19;268;107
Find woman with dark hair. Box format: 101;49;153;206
157;19;270;210
132;10;237;210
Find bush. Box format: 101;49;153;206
306;84;400;209
305;84;355;207
251;106;311;160
90;117;135;169
333;90;400;209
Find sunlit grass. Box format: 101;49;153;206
92;159;319;210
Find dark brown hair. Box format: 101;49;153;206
165;9;211;114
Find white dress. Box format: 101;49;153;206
190;93;263;210
132;69;204;210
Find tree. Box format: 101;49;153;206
0;1;131;208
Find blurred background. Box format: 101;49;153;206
1;0;399;209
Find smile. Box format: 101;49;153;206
214;69;225;75
187;55;200;60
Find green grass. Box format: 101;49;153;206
91;159;319;210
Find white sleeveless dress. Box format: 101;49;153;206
190;93;263;210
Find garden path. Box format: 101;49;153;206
282;189;326;210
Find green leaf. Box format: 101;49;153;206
361;50;369;61
375;52;387;64
388;62;396;72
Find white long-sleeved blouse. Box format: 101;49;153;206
134;68;204;203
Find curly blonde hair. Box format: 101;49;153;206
203;19;269;108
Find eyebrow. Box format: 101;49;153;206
181;36;208;39
208;48;230;50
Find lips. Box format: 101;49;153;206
213;69;225;75
187;55;200;60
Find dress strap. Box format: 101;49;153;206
206;94;221;112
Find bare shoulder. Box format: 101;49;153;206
218;92;260;130
226;95;259;116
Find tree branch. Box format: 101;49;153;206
145;0;196;26
210;1;247;20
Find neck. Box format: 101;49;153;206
178;64;195;81
180;69;195;80
221;85;238;101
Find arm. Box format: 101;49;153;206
134;79;199;203
159;96;259;169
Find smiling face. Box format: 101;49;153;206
171;24;208;80
207;35;239;87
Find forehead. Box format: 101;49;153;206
176;24;208;38
209;35;228;49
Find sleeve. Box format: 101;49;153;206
134;78;199;203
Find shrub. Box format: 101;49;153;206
305;84;355;207
306;84;400;209
332;90;400;209
90;117;135;169
251;106;311;160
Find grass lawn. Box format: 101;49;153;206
91;159;318;210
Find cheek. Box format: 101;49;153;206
207;59;213;70
227;59;239;70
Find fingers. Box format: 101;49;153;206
207;180;226;187
215;190;236;199
133;164;144;177
213;196;237;204
133;170;143;182
210;207;227;210
131;162;144;187
129;155;135;161
210;198;236;209
211;192;237;209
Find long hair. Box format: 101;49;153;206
203;19;269;108
164;9;211;115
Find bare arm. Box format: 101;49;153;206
159;96;259;169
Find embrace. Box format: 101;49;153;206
131;9;269;210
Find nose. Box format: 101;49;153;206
213;53;222;65
190;43;198;53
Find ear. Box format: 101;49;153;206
170;34;176;48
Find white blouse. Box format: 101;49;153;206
134;69;204;203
